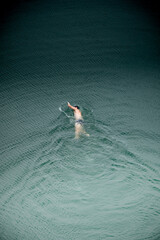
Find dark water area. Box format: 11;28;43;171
0;0;160;239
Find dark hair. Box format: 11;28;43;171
74;105;80;109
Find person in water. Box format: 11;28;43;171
68;102;89;139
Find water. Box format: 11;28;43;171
0;0;160;239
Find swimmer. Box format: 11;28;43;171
68;102;89;139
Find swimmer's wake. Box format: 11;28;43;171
59;106;74;119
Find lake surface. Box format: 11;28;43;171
0;0;160;239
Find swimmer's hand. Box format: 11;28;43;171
68;102;71;107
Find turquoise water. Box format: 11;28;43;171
0;0;160;239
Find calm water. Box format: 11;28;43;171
0;0;160;239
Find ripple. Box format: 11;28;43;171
1;103;160;240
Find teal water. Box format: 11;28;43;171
0;0;160;239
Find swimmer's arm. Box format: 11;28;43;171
68;102;77;110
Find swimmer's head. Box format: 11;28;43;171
74;105;80;109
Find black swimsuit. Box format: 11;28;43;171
75;119;84;125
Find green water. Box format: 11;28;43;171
0;0;160;239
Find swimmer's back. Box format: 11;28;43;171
74;109;83;121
